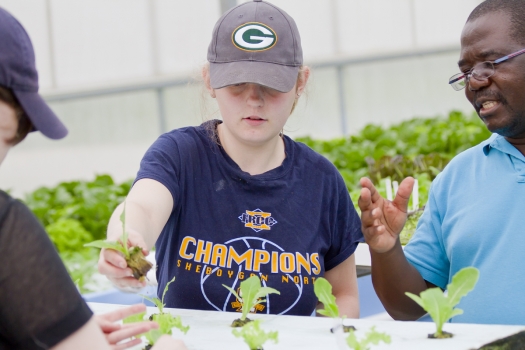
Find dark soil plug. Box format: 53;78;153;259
127;246;153;281
231;318;253;327
428;331;453;339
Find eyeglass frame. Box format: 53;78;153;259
449;48;525;91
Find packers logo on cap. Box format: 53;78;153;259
232;22;277;51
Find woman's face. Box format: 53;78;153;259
0;100;18;165
205;68;309;148
214;83;297;146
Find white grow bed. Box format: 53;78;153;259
88;302;525;350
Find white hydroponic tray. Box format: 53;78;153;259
88;302;524;350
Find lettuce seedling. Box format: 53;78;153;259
142;277;176;316
405;266;479;339
124;277;189;349
232;319;278;350
84;203;152;281
223;276;280;327
346;326;391;350
314;277;355;333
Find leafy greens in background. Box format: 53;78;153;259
297;110;491;192
23;174;132;293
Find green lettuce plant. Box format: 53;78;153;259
123;277;189;349
346;326;391;350
142;277;176;316
232;319;278;350
84;203;152;281
405;266;480;338
314;277;355;333
223;276;280;327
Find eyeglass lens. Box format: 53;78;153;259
449;61;495;91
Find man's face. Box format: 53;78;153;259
459;11;525;139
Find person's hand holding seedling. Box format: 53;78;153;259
86;202;153;290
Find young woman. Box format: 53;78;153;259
100;0;363;318
0;7;185;350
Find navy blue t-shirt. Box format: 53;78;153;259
135;120;363;316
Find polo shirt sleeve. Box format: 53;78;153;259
404;180;450;290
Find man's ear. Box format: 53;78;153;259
202;65;216;98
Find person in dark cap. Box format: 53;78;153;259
358;0;525;325
99;0;363;318
0;7;186;350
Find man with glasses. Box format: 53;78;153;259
358;0;525;325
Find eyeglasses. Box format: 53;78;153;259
449;48;525;91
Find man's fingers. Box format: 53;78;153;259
392;177;415;212
359;177;382;203
101;304;147;323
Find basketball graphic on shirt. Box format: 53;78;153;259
199;236;305;315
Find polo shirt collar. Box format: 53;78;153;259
482;133;525;161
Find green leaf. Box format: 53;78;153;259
141;295;164;311
84;240;127;255
346;326;391;350
123;312;146;324
161;277;176;307
405;267;480;336
446;267;479;307
120;202;129;258
232;319;278;350
223;284;242;302
152;313;190;335
224;276;280;321
313;277;339;319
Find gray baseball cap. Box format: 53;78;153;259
207;0;303;93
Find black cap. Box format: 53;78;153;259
0;7;67;139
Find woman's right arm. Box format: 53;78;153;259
98;178;174;289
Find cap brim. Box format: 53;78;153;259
13;90;68;140
209;61;299;93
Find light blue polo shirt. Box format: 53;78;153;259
404;134;525;325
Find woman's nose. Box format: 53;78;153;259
246;84;264;105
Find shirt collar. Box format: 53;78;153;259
482;133;525;160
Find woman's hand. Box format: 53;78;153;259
358;177;414;254
95;304;157;350
97;229;149;290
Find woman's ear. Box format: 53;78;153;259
202;65;216;98
296;66;310;97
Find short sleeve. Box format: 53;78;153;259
324;175;364;271
404;182;450;289
0;193;93;349
134;134;182;202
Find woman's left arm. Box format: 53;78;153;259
324;254;360;318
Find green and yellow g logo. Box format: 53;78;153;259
232;22;277;52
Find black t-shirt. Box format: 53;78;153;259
0;191;92;349
136;120;363;316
